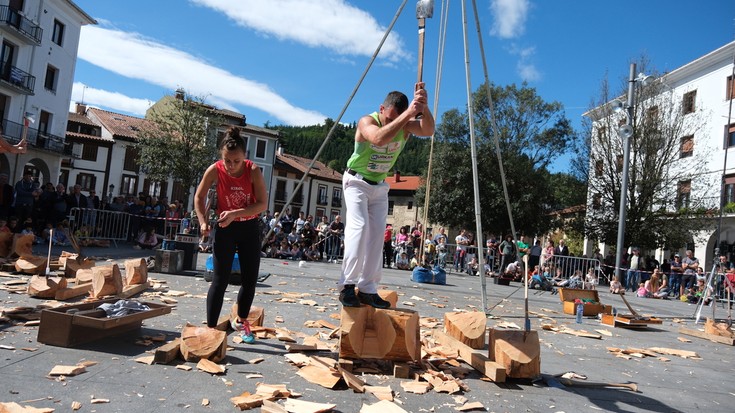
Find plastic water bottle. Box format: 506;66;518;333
576;303;584;324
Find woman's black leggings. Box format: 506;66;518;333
206;219;261;327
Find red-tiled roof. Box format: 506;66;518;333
88;108;154;140
65;130;113;143
276;153;342;182
386;174;422;191
67;112;98;127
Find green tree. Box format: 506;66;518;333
580;59;712;251
136;93;220;204
417;82;576;236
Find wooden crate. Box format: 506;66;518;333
558;288;612;316
37;298;171;347
600;313;663;329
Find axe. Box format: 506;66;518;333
416;0;434;85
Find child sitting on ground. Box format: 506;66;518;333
610;276;623;294
135;227;159;250
395;252;410;270
52;224;70;246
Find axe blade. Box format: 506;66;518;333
416;0;434;19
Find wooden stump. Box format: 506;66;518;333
230;304;265;328
339;306;420;362
0;231;13;257
444;311;487;349
488;329;541;379
65;257;96;278
91;264;123;298
124;258;148;286
15;256;47;275
10;234;35;258
180;323;227;362
27;275;67;298
75;269;94;284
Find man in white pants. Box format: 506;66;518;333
339;83;435;308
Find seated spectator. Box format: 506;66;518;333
21;220;38;244
609;276;623;294
686;278;714;305
52;224;70;246
135;228;159;250
584;268;598;290
305;244;320;261
645;269;669;298
466;256;480;276
505;260;522;280
636;282;649;298
395;252;410;270
409;255;419;270
0;219;10;233
557;269;583;289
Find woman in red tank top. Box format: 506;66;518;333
194;126;267;344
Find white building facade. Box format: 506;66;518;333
585;41;735;269
0;0;94;184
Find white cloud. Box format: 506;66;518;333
189;0;410;61
77;26;328;126
518;62;541;82
70;82;153;116
510;45;541;82
489;0;530;39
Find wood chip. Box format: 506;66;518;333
0;344;16;350
248;357;265;364
677;337;692;343
284;353;311;367
456;401;485;411
595;329;613;337
400;381;432;394
176;365;193;371
71;400;82;410
49;365;86;376
300;299;318;306
296;365;342;389
90;398;110;404
365;385;393;401
134;356;155;365
201;398;210;406
648;347;699;359
196;358;226;374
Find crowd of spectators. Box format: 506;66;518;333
0;171;187;249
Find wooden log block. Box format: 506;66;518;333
15;256;47;275
10;234;35;258
339;306;420;362
433;330;506;382
65;258;96;278
54;282;93;300
119;281;151;299
488;329;541;379
444;311;487;349
124;258;148;286
154;338;182;364
75;269;94;284
91;264;123;298
230;304;265;328
27;275;67;298
180;323;227;362
0;231;13;257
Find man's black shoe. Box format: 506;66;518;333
357;292;391;309
339;285;361;307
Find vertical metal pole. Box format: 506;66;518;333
614;63;636;285
459;0;487;312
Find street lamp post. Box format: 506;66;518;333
614;63;638;283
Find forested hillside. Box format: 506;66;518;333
271;119;431;176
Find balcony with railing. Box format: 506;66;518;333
317;195;328;206
0;6;43;45
1;119;71;155
331;198;342;208
0;60;35;94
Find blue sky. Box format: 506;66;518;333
70;0;734;172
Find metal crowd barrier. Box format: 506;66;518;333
68;207;131;247
541;254;607;287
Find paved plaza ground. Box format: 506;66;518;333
0;245;734;412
